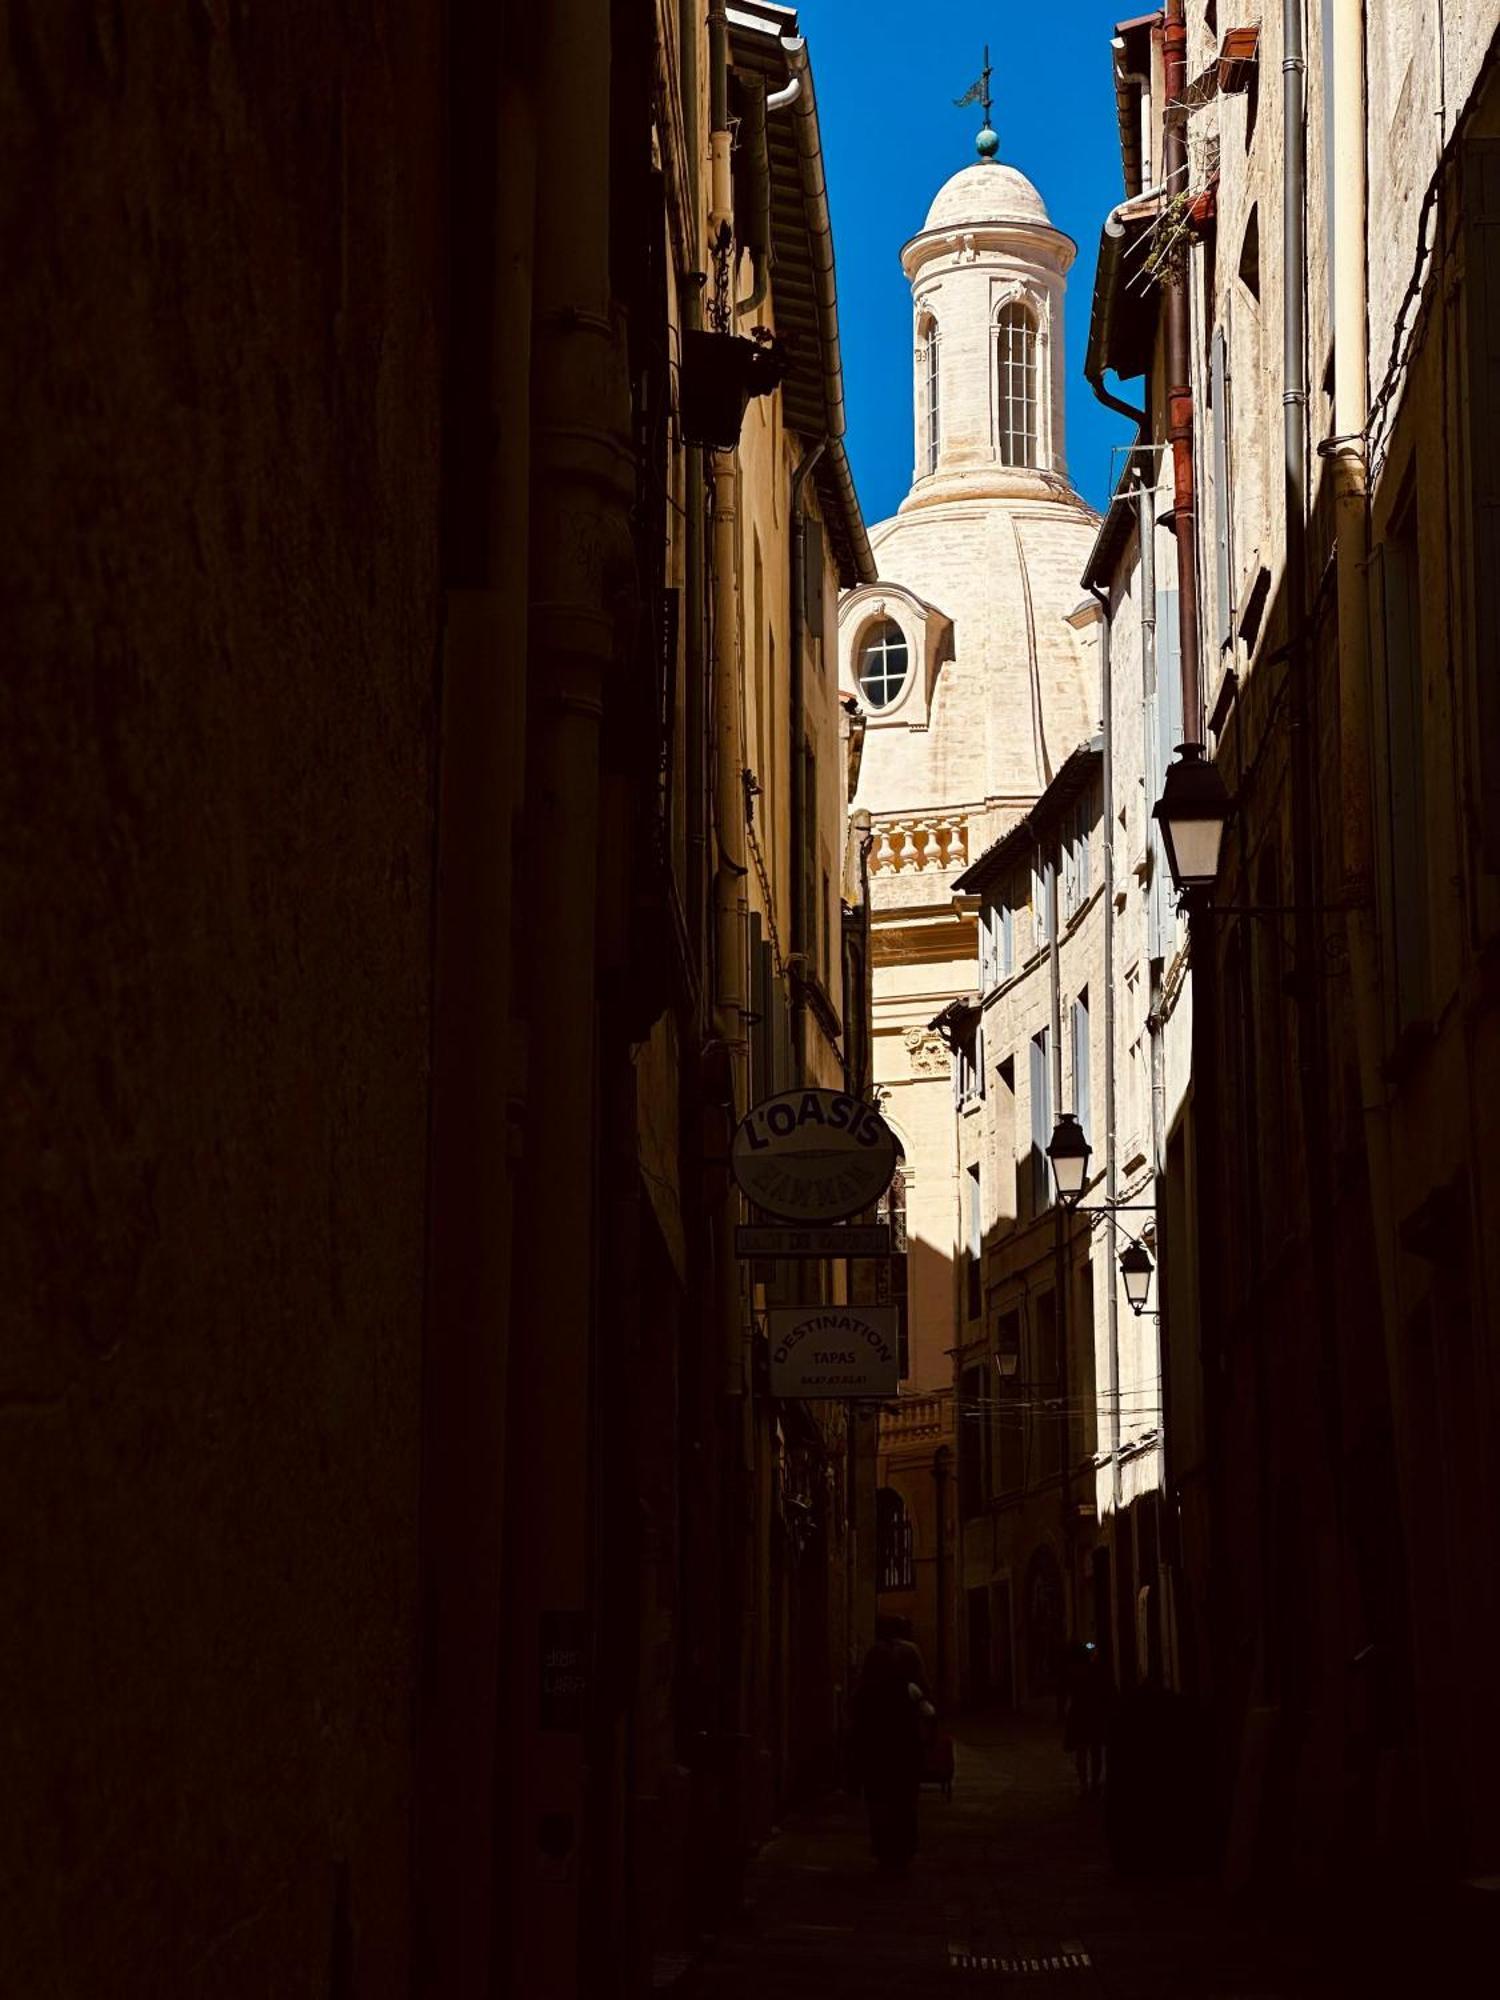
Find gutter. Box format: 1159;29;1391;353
1084;193;1163;428
782;21;879;586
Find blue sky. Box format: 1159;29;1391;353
794;1;1134;523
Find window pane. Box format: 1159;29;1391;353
856;617;910;710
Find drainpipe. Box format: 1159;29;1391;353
708;0;757;1881
1047;839;1073;1543
1162;0;1203;740
503;0;634;1985
709;0;732;237
416;8;534;1987
1087;581;1124;1519
1322;5;1397;1392
789;440;827;1080
682;0;708;990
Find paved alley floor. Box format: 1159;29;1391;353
689;1715;1358;1999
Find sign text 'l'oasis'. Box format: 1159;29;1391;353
730;1088;897;1224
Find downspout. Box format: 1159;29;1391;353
1137;465;1179;1684
504;0;634;1983
1087;580;1124;1516
1162;0;1203;740
789;439;827;1080
708;0;755;1871
1322;4;1396;1399
682;0;708;994
1048;839;1073;1538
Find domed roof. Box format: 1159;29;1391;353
922;160;1052;233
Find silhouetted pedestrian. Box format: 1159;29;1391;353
1062;1641;1110;1795
851;1637;924;1874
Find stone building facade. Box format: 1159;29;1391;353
1082;0;1500;1896
838;145;1101;1703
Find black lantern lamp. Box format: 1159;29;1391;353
1152;742;1232;894
1119;1237;1154;1315
679;330;786;450
1046;1112;1092;1209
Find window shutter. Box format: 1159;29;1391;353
1030;1028;1051;1212
803;516;825;640
1073;990;1091;1146
1001;899;1014;977
1078;799;1091;902
1211;326;1234;652
1468;138;1500;867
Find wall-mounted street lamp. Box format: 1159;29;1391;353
1118;1237;1154;1315
1152;742;1232;894
1045;1111;1092;1209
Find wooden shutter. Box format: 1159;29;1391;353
803;515;825;641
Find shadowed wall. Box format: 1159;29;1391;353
0;6;442;1991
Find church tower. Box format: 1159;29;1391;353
904;151;1076;505
840;119;1102;1703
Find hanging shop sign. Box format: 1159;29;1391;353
767;1305;901;1400
735;1222;892;1259
731;1088;898;1224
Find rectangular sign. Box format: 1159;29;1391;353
736;1223;892;1259
766;1305;901;1400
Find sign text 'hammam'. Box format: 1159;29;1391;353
730;1088;897;1224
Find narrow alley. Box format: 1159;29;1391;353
8;1;1500;1993
688;1716;1449;1999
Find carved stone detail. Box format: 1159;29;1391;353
904;1029;951;1078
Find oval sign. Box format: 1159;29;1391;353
731;1088;897;1224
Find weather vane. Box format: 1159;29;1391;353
954;45;999;159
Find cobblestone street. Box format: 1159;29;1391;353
690;1715;1389;1999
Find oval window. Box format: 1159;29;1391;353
857;619;910;710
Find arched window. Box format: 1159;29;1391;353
921;319;941;476
996;301;1038;468
857;618;909;710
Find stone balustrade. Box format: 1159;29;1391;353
868;814;969;876
879;1392;951;1444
